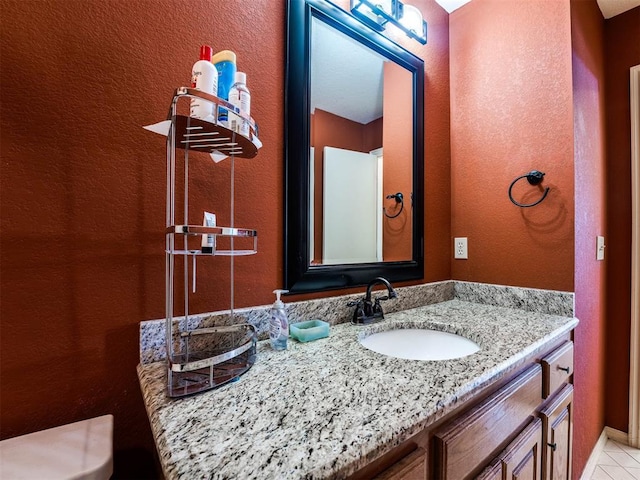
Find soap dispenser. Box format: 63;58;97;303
269;289;289;350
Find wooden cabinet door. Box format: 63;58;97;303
476;418;543;480
476;459;503;480
540;384;573;480
375;448;426;480
433;365;542;480
501;418;543;480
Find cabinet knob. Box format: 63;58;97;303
547;442;557;451
557;366;570;373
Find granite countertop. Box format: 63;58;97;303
137;299;578;480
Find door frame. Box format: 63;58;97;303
370;147;384;262
629;64;640;448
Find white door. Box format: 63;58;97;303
323;146;381;264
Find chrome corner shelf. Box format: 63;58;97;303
166;225;258;256
166;324;257;397
160;87;260;398
172;87;259;159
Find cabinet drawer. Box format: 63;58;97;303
433;364;542;480
541;342;573;398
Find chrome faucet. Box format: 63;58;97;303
348;277;398;324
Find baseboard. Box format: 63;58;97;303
604;426;629;445
580;427;631;479
580;429;608;480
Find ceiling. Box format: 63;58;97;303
311;17;385;124
435;0;640;17
595;0;640;18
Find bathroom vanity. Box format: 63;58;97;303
137;285;577;480
351;328;574;480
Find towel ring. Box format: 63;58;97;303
508;170;550;208
384;192;404;218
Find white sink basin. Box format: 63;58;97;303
359;328;480;361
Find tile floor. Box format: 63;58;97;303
591;439;640;479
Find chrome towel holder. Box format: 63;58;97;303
508;170;550;208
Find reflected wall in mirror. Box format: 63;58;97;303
285;0;424;293
310;16;414;266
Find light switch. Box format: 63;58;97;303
596;236;605;261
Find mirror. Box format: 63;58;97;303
285;0;424;293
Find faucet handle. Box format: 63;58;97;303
349;300;367;324
375;291;397;301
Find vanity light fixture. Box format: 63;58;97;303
350;0;427;45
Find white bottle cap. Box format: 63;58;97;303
235;71;246;85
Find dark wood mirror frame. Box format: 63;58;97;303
284;0;424;294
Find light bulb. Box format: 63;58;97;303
400;4;423;34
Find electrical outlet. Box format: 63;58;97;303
454;237;468;259
596;236;605;261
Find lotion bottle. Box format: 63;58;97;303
190;45;217;120
228;72;251;137
269;290;289;350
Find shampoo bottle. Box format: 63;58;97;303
190;45;217;120
269;289;289;350
228;72;251;137
211;50;237;126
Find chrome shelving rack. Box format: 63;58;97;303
163;87;259;397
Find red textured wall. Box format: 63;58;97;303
571;0;608;476
0;0;284;476
0;0;451;476
450;0;575;292
382;62;413;261
604;5;640;433
364;117;384;153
